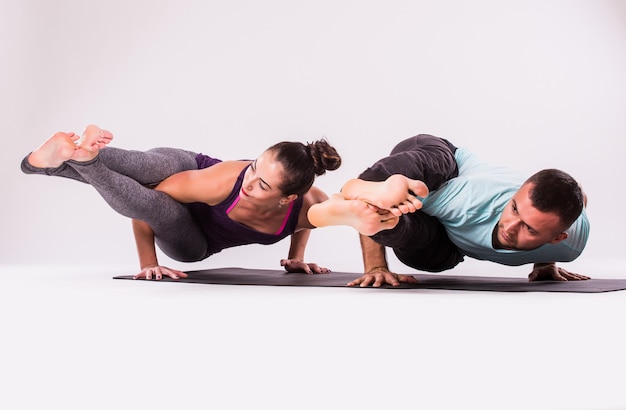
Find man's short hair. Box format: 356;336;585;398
524;169;584;229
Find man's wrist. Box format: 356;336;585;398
366;265;389;274
534;262;555;267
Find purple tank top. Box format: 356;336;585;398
187;153;304;257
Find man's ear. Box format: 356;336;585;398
549;232;568;244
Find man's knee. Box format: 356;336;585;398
358;133;459;188
389;134;457;156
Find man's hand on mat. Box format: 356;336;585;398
280;258;331;274
347;268;418;287
134;265;188;280
528;262;590;282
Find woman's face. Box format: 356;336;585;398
240;150;288;205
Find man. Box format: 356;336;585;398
309;134;590;287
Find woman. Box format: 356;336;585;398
21;124;342;280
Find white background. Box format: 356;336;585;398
1;1;625;409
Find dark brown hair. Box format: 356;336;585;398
267;139;341;195
524;169;584;229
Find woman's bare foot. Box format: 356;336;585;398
341;175;429;216
71;124;114;161
27;131;81;168
308;194;400;236
27;125;114;168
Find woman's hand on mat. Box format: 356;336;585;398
134;265;188;281
280;258;331;274
528;262;590;281
347;268;418;287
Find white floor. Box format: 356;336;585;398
1;263;624;410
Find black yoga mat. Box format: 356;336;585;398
113;267;626;293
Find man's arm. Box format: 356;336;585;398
360;234;389;274
528;188;590;281
346;234;418;287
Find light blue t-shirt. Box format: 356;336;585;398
419;147;590;266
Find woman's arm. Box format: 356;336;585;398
299;185;329;229
131;219;187;280
155;160;249;205
286;229;311;262
132;219;159;269
280;227;330;274
279;186;330;273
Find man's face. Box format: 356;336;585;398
493;183;568;250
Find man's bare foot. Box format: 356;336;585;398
308;194;400;236
341;175;429;216
71;124;114;162
27;131;81;168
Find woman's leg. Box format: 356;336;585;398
21;128;198;186
22;127;209;262
69;155;209;261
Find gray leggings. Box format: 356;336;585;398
21;147;210;262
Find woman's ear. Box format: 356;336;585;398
281;194;298;205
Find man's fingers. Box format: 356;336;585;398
347;273;410;287
528;270;542;281
360;275;376;287
559;268;590;281
398;274;418;284
382;273;400;287
347;276;369;287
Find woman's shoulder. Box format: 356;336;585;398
301;186;328;208
296;186;328;229
197;160;250;200
202;159;250;171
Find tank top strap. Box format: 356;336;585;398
274;200;295;235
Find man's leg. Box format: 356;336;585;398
359;134;459;191
371;211;464;272
356;134;463;271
